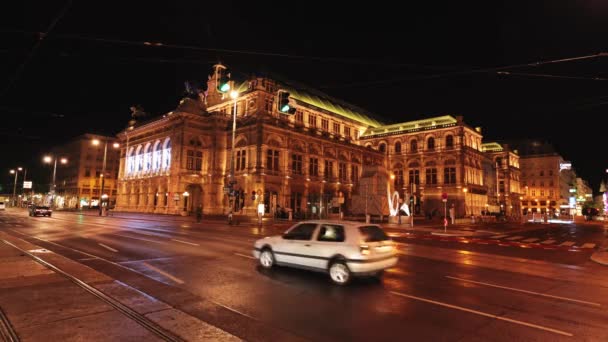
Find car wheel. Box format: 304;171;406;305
47;214;52;217
259;248;275;269
373;270;384;281
329;261;351;285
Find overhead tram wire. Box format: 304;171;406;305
0;29;467;71
0;1;73;101
319;52;608;88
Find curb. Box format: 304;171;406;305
590;252;608;266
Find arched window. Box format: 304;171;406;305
445;135;454;148
410;140;418;153
379;143;386;153
135;145;143;172
152;140;162;170
395;142;402;154
126;147;135;174
162;138;171;169
427;137;435;151
143;143;152;171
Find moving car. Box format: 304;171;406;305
253;220;398;285
0;202;5;210
29;205;52;217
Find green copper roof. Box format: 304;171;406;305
361;115;457;137
282;86;384;127
481;142;504;152
245;70;385;127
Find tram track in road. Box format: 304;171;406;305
0;238;184;342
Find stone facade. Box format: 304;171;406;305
114;65;524;219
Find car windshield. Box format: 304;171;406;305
37;206;50;210
358;225;390;242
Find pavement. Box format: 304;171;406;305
0;230;239;342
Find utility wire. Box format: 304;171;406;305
496;71;608;81
319;53;608;88
0;29;468;71
0;1;73;100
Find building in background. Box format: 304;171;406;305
504;140;584;217
53;133;120;209
481;142;522;216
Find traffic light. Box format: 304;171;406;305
277;90;296;114
216;68;231;93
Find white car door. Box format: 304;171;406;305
273;223;318;267
306;224;347;270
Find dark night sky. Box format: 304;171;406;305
1;1;607;193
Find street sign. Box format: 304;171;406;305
441;192;448;200
23;181;32;189
173;193;179;201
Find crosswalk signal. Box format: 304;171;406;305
277;90;296;114
216;67;231;93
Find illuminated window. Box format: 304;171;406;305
426;168;437;185
395;142;402;153
351;165;359;183
445;135;454;148
292;154;303;175
309;158;319;176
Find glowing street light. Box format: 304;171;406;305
43;156;68;209
91;138;120;215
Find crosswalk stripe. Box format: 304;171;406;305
489;235;508;239
580;243;596;249
540;239;556;245
523;238;539;243
559;241;575;247
506;236;524;241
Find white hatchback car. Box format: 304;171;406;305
253;220;398;285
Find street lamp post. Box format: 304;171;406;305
10;167;22;207
463;187;468;217
92;139;120;215
228;90;239;223
44;156;67;209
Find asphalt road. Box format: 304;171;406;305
1;209;608;341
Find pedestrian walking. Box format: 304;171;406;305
195;204;203;223
449;204;455;225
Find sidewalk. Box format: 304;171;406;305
0;231;238;341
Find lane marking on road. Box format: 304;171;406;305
489;235;508;239
171;238;199;246
559;241;575;247
390;291;573;337
142;262;184;284
505;236;524;241
446;276;601;307
541;239;556;245
98;243;118;253
234;252;256;260
108;233;165;244
523;238;539;243
580;243;596;249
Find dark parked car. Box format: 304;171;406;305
29;205;52;217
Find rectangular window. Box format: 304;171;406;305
309;158;319;176
295;110;303;123
292;154;303;175
549;190;554;198
333;122;340;134
531;189;536;196
195;151;202;171
322;118;329;131
324;160;333;180
499;180;505;193
344;126;351;138
394;169;404;187
85;169;91;177
266;149;279;172
186;150;194;170
409;170;420;185
308;114;317;128
317;225;345;242
425;168;437;185
443;167;456;184
540;190;545;196
339;162;347;181
351;165;359;183
265;98;273;112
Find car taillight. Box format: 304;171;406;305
360;245;370;255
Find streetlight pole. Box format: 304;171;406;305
92;138;119;216
10;167;22;207
44;156;67;210
228;90;239;223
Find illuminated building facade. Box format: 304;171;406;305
115;65;527;218
53;133;120;208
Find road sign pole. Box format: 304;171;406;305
442;192;448;232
